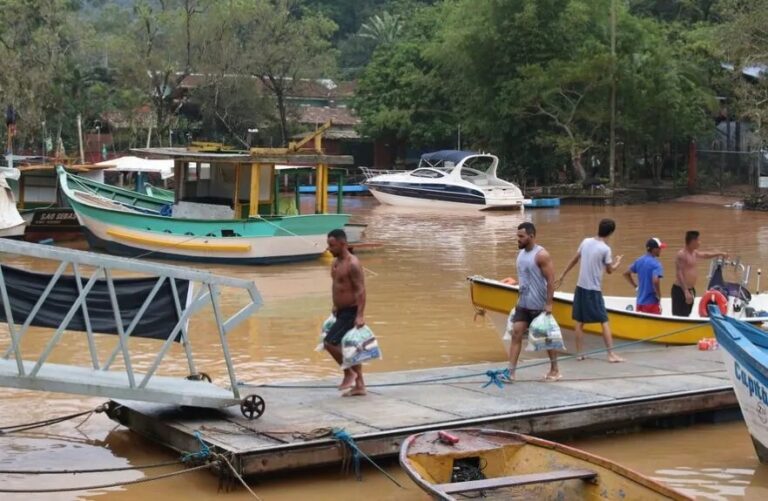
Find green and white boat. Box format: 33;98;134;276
58;165;350;265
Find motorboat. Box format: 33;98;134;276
361;150;525;211
468;258;768;346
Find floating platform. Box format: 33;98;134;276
298;184;369;194
107;345;736;478
524;198;560;208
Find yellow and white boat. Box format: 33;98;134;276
400;428;691;500
468;275;768;345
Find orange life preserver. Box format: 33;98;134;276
699;289;728;317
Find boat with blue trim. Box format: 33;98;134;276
361;150;525;211
709;307;768;463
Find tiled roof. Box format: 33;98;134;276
297;106;360;126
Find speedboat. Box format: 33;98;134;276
361;150;525;211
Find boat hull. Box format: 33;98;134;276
469;276;768;345
76;210;342;264
0;221;26;239
368;186;524;211
400;428;690;500
709;312;768;463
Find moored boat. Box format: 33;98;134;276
708;307;768;463
59;166;349;264
400;428;691;500
362;150;525;211
468;273;768;345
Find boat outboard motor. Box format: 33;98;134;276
706;260;753;314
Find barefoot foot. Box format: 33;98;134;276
608;353;626;363
543;372;562;382
338;373;357;390
342;388;367;397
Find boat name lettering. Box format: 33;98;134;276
735;361;768;405
39;212;76;221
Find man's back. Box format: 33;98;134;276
577;237;611;291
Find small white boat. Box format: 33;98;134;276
361;150;525;211
0;167;25;238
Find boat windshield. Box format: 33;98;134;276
462;156;494;173
410;168;446;178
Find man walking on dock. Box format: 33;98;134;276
672;230;727;317
502;222;560;382
555;219;624;362
324;229;367;396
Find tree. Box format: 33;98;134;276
204;0;336;146
716;0;768;144
104;0;206;147
359;11;403;45
0;0;84;149
354;4;455;155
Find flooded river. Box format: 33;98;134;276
1;197;767;499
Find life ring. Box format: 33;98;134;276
699;289;728;317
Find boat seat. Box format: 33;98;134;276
435;468;597;494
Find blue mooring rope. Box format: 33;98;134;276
181;431;210;463
332;428;404;488
483;368;511;388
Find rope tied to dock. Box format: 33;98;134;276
0;402;109;435
181;431;211;463
332;427;405;488
483;369;511;388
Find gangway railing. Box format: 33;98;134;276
0;239;267;419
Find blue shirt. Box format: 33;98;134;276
629;254;664;305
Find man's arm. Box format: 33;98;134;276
695;250;728;260
605;253;623;274
652;275;661;301
350;259;366;327
623;268;637;289
555;252;580;288
537;250;556;313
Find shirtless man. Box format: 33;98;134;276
324;229;367;396
672;230;727;317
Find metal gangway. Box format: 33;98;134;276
0;239;266;419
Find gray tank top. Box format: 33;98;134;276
517;244;547;310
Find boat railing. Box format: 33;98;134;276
0;239;265;417
359;166;404;180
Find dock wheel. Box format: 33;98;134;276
240;394;265;420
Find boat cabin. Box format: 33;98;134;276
132;122;355;219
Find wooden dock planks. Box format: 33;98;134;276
108;345;736;476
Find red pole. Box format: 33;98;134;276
688;140;697;190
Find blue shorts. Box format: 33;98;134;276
572;286;608;324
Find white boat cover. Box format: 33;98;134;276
95;156;174;180
0;173;24;231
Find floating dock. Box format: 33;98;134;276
107;345;736;477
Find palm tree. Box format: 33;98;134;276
358;11;403;46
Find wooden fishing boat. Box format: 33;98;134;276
709;307;768;463
59;167;349;264
400;428;691;500
468;275;768;345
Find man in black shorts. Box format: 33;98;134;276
502;222;560;382
325;229;367;396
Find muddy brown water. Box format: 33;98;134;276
1;198;767;499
